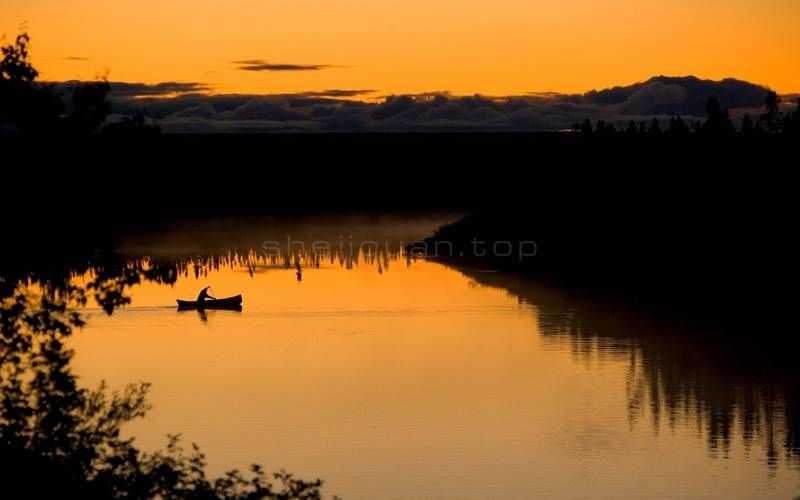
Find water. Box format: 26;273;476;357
63;216;799;499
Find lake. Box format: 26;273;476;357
59;215;800;499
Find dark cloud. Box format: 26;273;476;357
50;81;210;99
584;75;767;115
62;56;90;61
89;75;772;132
108;81;211;97
233;59;330;72
314;89;374;97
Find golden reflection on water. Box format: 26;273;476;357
68;251;800;499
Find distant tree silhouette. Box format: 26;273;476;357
572;93;792;137
102;112;161;135
65;80;112;133
741;114;754;134
702;97;735;134
779;98;798;135
1;32;158;134
668;116;688;135
795;99;800;123
759;90;782;133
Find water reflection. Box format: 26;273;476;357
6;239;800;472
451;266;800;471
4;218;800;498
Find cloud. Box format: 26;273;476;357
88;75;771;132
43;81;213;116
233;59;330;72
620;82;688;114
62;56;90;61
585;75;767;115
314;89;374;97
108;81;211;97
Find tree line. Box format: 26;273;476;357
1;33;159;134
573;90;800;135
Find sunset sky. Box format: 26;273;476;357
3;0;799;96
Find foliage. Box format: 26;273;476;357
1;263;326;499
1;32;159;134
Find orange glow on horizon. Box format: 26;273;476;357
3;0;798;96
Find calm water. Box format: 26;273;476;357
66;216;799;499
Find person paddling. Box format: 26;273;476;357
197;286;216;304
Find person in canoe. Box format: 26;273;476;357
197;286;216;304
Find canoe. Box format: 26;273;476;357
177;294;243;310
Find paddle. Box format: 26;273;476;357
208;287;217;300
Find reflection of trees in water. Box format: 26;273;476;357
1;252;330;498
3;246;410;300
112;247;411;280
452;266;800;471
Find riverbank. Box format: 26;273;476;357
414;201;797;332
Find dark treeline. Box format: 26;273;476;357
413;166;798;333
1;33;159;134
573;91;800;135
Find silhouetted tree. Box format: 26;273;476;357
580;118;593;135
0;33;62;132
782;100;799;135
668;116;688;135
65;80;112;132
595;120;607;134
795;99;800;132
759;90;782;133
638;121;647;134
103;112;161;135
648;118;661;134
702;97;735;134
741;114;754;134
1;32;155;134
625;120;637;134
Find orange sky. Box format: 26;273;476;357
3;0;799;95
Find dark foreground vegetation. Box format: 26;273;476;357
1;33;159;134
0;244;330;498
